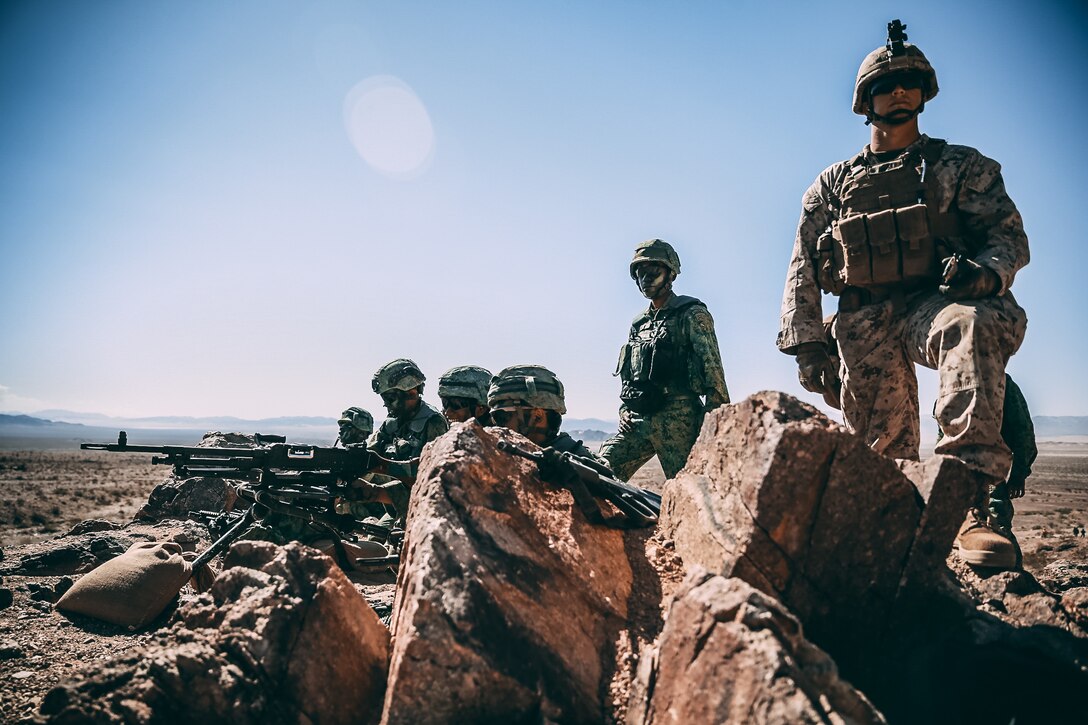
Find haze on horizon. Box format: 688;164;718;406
2;1;1086;423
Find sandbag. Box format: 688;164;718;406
56;541;193;628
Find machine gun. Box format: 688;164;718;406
82;431;411;569
497;440;661;527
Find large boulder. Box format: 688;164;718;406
660;391;1088;721
383;421;634;723
43;542;389;724
627;568;884;724
659;392;947;664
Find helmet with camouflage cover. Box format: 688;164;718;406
371;358;426;395
487;364;567;414
438;365;492;404
853;20;938;116
337;406;374;436
629;239;680;279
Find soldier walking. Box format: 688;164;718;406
599;239;729;481
777;21;1029;569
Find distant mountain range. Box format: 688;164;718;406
3;411;1085;451
0;412;621;450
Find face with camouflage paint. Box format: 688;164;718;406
381;387;421;419
338;422;368;445
634;261;672;300
492;407;552;446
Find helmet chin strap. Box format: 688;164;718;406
865;101;925;126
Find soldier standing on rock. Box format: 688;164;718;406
777;20;1029;569
437;366;494;425
599;239;730;482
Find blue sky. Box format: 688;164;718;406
1;0;1085;421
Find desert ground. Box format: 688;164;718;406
0;440;1086;720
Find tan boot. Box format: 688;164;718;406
954;509;1019;569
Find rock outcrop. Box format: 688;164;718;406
659;391;1088;721
628;568;883;724
43;542;389;724
383;421;634;724
659;392;951;665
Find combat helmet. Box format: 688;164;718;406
853;19;938;116
372;358;426;395
338;406;374;436
487;364;567;414
629;239;681;279
438;365;493;404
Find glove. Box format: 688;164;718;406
1007;472;1027;499
617;408;636;435
939;255;1000;301
795;342;837;396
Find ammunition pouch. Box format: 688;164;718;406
818;138;964;296
825;204;942;290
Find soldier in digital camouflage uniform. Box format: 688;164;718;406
488;364;609;468
335;406;374;447
438;365;494;425
355;358;449;517
369;358;449;463
778;20;1028;569
599;239;730;482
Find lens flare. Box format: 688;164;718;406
344;76;435;178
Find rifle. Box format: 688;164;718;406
82;431;410;567
497;440;661;527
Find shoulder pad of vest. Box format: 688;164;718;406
408;402;440;433
551;432;578;452
922;137;947;163
671;295;704;310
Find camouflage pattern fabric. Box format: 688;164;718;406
369;400;449;464
602;291;728;482
599;396;704;481
1001;375;1038;491
780;135;1029;481
935;374;1037;529
833;290;1026;481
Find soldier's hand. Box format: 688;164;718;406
618;409;636;434
938;257;1000;301
795;342;837;396
1008;476;1026;499
538;448;577;483
346;479;392;504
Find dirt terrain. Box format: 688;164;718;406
0;443;1085;722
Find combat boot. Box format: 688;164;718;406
954;508;1020;570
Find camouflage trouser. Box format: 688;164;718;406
599;396;704;482
833;291;1027;483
